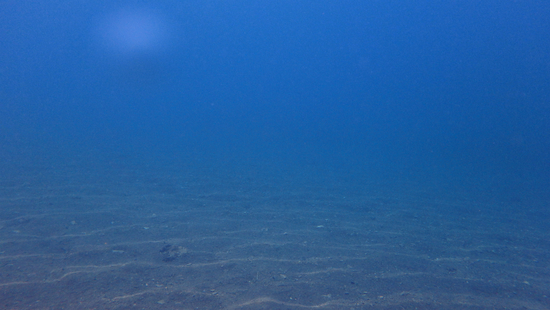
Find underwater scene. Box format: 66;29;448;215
1;1;549;309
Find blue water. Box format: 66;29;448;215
1;1;549;308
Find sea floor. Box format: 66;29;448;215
1;159;549;309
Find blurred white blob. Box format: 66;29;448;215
92;7;179;87
94;7;171;58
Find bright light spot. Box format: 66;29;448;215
94;8;171;58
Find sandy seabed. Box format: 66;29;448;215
1;161;549;309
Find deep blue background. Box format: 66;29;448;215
1;0;549;199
